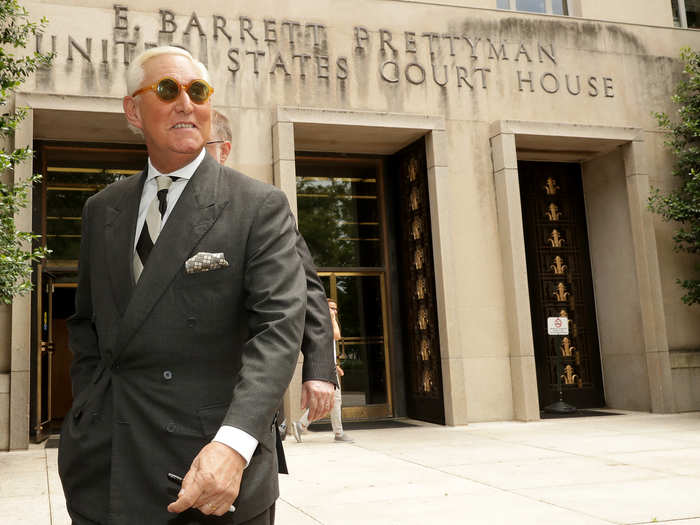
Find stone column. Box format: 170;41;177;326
9;106;34;449
425;130;467;425
622;141;674;412
489;130;540;421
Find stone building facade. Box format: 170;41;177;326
1;0;699;450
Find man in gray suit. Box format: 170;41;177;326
59;46;302;524
207;110;337;439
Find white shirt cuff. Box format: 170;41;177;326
213;426;259;467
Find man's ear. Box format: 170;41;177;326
220;141;232;164
123;96;143;130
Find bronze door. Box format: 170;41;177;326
394;139;445;424
518;161;605;409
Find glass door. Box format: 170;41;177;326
320;272;392;420
31;143;147;440
34;272;55;440
296;156;393;420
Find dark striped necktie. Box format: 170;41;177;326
133;175;178;281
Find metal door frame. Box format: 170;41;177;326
319;271;393;420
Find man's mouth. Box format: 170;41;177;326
172;123;196;129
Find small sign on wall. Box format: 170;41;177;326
547;317;569;336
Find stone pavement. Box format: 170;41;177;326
2;410;700;524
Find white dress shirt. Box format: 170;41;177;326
134;148;258;466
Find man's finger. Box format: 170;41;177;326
195;500;225;516
300;386;309;409
196;495;233;517
307;393;321;421
310;400;328;421
308;390;333;421
167;471;203;514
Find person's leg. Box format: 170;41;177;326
298;408;310;429
291;408;309;442
330;386;343;436
330;381;352;442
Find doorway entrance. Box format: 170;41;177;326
518;161;605;410
31;142;146;440
295;146;445;424
296;156;394;420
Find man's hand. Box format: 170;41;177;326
167;442;245;516
301;380;335;421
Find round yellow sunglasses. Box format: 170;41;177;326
131;77;214;104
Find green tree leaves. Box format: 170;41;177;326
0;0;53;304
650;48;700;306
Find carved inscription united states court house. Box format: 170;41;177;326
34;4;617;99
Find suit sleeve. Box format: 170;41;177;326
222;188;306;442
295;225;337;385
66;198;100;398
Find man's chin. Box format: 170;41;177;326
170;143;205;155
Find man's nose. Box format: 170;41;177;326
173;87;194;113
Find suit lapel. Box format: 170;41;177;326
105;171;146;317
116;154;228;353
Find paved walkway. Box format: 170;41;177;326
2;410;700;524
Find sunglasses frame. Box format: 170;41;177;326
131;77;214;104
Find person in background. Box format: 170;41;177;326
205;109;232;164
292;298;353;443
206;110;338;463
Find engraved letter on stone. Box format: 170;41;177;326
159;10;177;34
114;5;128;31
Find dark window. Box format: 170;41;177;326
673;0;700;28
687;0;700;27
672;0;682;26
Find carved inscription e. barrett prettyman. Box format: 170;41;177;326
34;4;617;99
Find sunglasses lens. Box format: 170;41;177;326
156;78;180;101
187;81;211;103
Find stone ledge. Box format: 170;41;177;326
670;349;700;369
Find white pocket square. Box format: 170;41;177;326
185;252;229;274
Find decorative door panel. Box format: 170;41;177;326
395;138;445;424
519;162;605;409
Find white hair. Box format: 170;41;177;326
125;46;211;96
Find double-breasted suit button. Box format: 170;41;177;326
163;370;173;380
165;422;176;433
186;317;197;328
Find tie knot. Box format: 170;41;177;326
156;176;175;192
